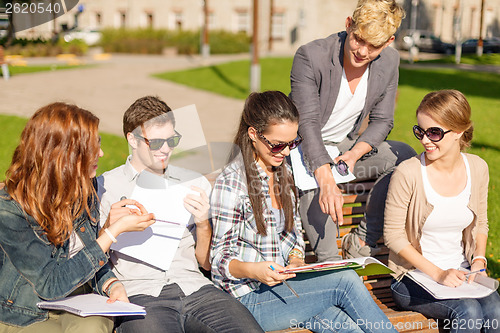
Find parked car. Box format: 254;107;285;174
396;30;454;54
63;28;102;46
461;38;500;54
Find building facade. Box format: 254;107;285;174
9;0;500;54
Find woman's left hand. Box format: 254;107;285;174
184;186;210;224
107;282;129;304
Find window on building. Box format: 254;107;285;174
95;12;102;27
236;11;248;33
174;12;183;30
208;12;215;30
120;12;126;28
271;12;285;40
147;13;154;28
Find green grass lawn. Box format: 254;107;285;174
411;53;500;65
154;57;500;277
0;64;85;77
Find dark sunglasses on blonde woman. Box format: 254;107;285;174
413;125;452;142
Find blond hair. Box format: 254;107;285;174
351;0;405;47
416;90;473;151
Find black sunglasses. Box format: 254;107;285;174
413;125;452;142
135;130;182;150
334;159;349;176
257;132;303;154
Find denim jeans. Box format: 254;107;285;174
116;284;263;333
239;269;397;332
299;137;416;261
391;277;500;333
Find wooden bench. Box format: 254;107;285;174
269;181;441;333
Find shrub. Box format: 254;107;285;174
209;30;250;54
3;37;87;56
100;28;250;55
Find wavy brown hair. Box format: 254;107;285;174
4;102;101;246
229;91;299;235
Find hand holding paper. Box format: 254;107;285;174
111;170;205;270
183;186;210;224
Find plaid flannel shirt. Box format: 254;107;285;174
210;157;305;298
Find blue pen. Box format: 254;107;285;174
465;268;486;277
270;265;299;298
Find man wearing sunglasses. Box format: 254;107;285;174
97;96;263;333
290;0;416;261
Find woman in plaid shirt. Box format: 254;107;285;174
210;91;397;332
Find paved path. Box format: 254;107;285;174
0;53;249;143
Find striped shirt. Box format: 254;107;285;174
210;156;305;298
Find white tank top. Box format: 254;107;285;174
419;153;473;270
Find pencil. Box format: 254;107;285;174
154;219;182;226
270;265;299;298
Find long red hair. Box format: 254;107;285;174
4;103;100;246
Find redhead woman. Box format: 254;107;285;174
210;91;397;332
384;90;500;333
0;103;155;332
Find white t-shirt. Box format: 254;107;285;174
321;67;369;143
419;153;473;270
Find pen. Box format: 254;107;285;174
270;265;299;298
465;268;486;276
154;219;182;226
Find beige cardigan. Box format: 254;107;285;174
384;153;489;279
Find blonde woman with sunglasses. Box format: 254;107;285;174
384;90;500;333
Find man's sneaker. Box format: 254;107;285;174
341;231;380;259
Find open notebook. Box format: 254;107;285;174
407;270;499;299
279;256;393;276
37;294;146;317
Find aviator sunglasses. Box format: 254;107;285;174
257;132;303;154
135;130;182;150
413;125;452;143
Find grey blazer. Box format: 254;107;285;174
290;31;400;172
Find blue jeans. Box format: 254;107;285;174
239;269;397;332
391;277;500;333
116;284;263;333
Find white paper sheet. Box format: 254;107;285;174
290;145;356;191
111;171;197;270
407;270;496;299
